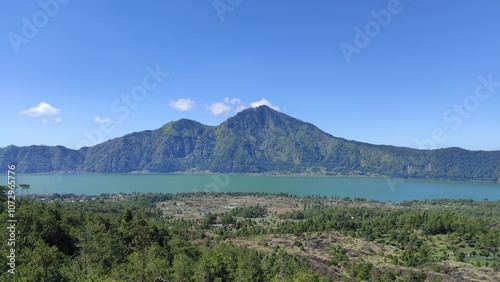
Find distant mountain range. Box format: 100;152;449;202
1;106;499;181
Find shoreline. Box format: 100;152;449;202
15;170;500;183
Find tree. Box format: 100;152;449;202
0;185;8;213
19;183;30;197
221;213;236;226
172;253;195;282
16;240;70;281
0;185;8;201
329;246;349;267
196;250;232;282
203;212;217;227
234;248;262;282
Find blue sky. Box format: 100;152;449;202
1;0;499;150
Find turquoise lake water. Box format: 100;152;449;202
13;173;500;202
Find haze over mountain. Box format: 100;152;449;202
1;106;499;181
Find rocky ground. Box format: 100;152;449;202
157;194;500;281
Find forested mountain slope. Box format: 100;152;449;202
1;106;499;181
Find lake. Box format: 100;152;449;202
13;173;500;202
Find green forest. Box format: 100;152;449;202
1;189;499;281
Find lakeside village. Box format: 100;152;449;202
22;192;130;203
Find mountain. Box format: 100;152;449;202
0;145;84;173
1;106;500;181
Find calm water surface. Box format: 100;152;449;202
15;173;500;202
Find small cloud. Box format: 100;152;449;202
55;117;62;123
235;104;246;113
251;98;280;111
224;97;242;105
42;118;48;124
19;102;60;117
223;97;246;113
170;98;195;112
208;97;245;115
94;116;113;124
207;102;231;116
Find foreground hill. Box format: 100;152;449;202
1;106;499;181
1;192;499;281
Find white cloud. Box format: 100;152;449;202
42;118;48;124
251;98;280;111
94;116;113;124
208;97;280;116
19;102;60;117
224;97;242;105
207;97;247;115
54;117;62;123
235;104;246;113
170;98;195;112
207;102;231;116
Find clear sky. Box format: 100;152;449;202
1;0;499;150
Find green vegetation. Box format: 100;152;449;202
0;193;325;281
1;106;499;182
230;205;268;218
1;192;499;281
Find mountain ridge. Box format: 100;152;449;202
1;106;499;181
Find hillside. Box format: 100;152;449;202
1;192;499;281
1;106;499;181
